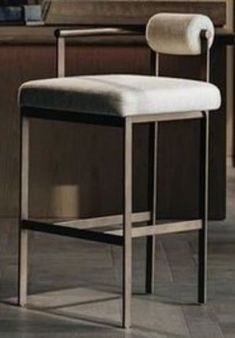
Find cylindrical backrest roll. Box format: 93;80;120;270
146;13;215;55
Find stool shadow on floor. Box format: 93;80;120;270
3;286;194;337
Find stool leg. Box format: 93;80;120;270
146;122;158;294
18;116;29;306
198;111;209;304
122;117;133;329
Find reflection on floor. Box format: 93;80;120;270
0;169;235;338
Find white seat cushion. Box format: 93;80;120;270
19;74;221;117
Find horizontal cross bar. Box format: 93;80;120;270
22;220;123;246
106;220;202;237
22;218;202;243
53;211;151;229
55;27;143;39
130;111;203;124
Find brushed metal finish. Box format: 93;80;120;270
146;52;159;294
122;117;133;328
106;220;202;237
43;211;151;229
18;117;29;307
22;220;124;246
56;27;142;38
198;33;210;304
130;111;203;124
57;37;65;77
146;122;158;294
198;111;209;304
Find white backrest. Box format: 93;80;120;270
146;13;215;55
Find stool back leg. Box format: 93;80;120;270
198;111;209;303
18;116;29;306
122;117;133;328
146;122;158;294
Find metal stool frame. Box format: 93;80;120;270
18;27;210;329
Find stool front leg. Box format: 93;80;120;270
122;117;133;329
198;111;209;303
146;122;158;294
18;116;29;306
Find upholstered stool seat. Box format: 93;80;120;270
20;74;221;116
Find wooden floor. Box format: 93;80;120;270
0;169;235;337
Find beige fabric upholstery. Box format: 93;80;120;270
146;13;215;55
19;75;221;117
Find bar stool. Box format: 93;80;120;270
18;13;221;328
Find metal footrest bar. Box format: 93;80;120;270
53;211;151;229
130;111;203;124
22;220;123;246
106;219;202;237
22;218;202;246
